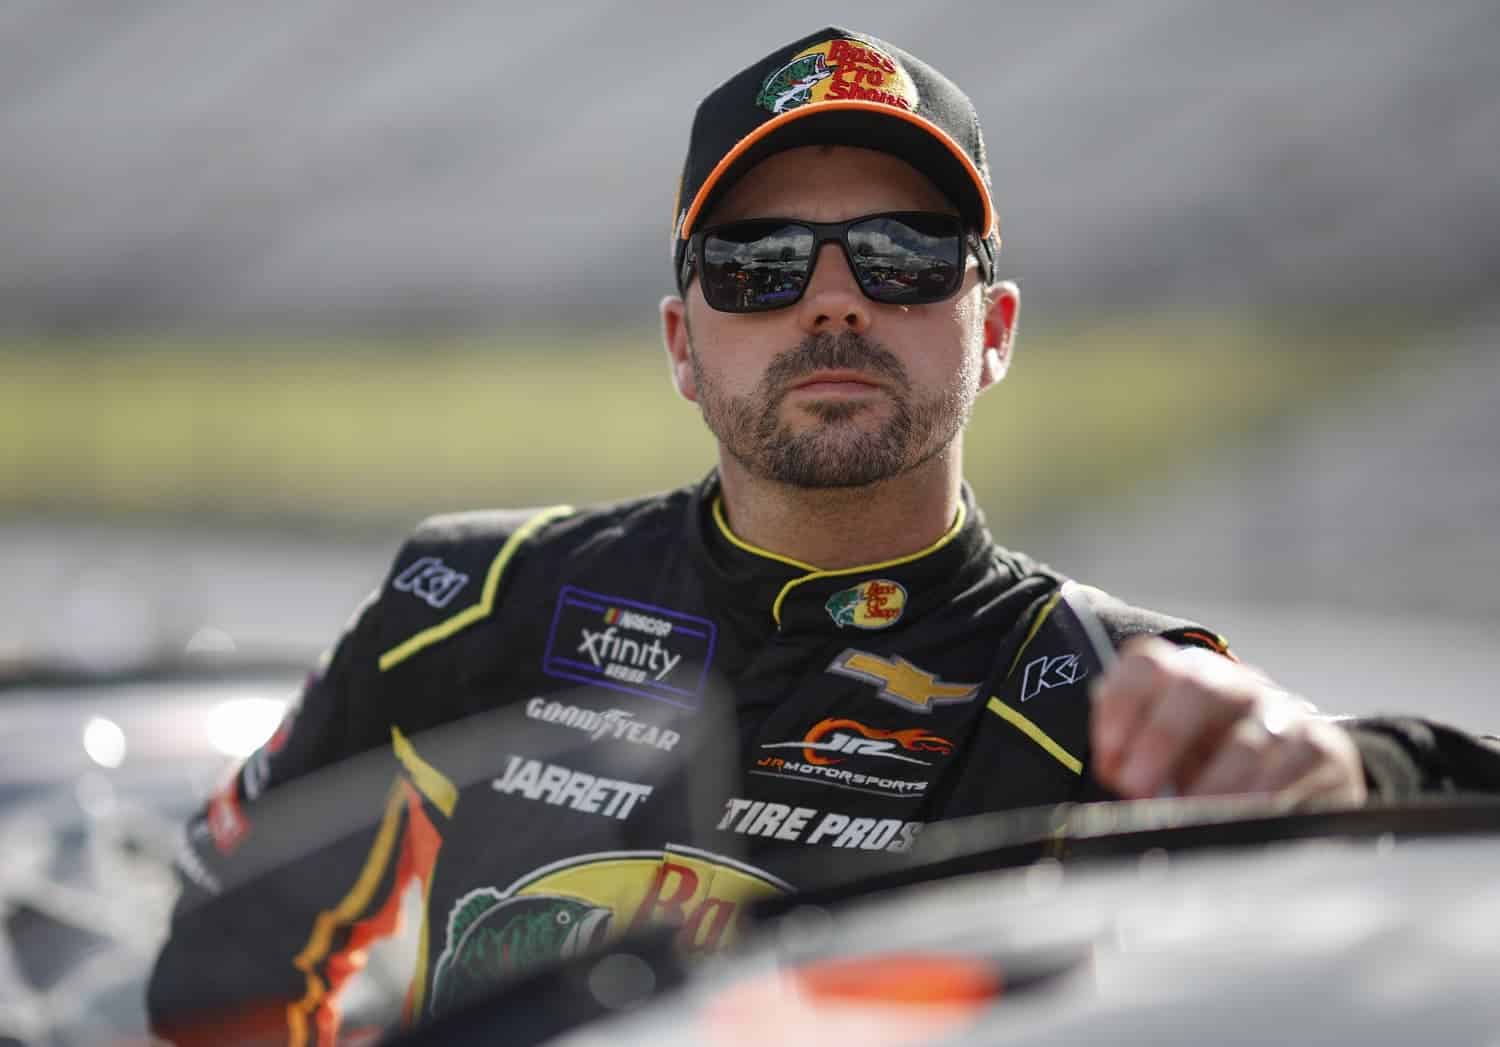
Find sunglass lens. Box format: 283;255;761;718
700;221;815;312
847;214;963;304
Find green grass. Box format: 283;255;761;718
0;321;1396;530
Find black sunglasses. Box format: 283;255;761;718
680;211;994;314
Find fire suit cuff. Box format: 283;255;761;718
1339;720;1431;801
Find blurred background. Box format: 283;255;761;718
1;1;1497;1041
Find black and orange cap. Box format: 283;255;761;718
671;27;1000;290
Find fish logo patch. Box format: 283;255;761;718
428;848;787;1017
431;891;612;1014
756;52;834;113
826;579;907;629
755;38;919;116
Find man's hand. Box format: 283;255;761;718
1090;636;1367;808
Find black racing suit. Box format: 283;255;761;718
146;474;1500;1043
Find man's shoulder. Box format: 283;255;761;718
394;484;694;584
367;484;698;673
1068;581;1234;657
997;547;1233;658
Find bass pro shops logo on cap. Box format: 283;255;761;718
826;579;907;629
755;38;919;116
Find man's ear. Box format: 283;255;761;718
660;294;698;403
979;280;1020;390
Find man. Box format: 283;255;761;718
148;27;1500;1045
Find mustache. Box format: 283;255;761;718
761;331;909;393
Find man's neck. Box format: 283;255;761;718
714;452;964;570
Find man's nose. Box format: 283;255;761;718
794;242;871;335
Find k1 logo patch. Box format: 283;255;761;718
543;587;717;710
1020;653;1086;702
393;556;470;609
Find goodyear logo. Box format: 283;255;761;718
826;579;907;629
429;847;787;1015
755;38;919;116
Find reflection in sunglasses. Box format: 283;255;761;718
690;212;972;313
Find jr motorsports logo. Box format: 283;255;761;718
761;717;953;767
755;38;919;115
543;587;717;710
430;847;788;1015
753;717;953;798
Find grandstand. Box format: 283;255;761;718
1;1;1495;331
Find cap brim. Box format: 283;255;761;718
678;102;997;241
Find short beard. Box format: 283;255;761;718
688;327;971;489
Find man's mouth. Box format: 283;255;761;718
788;370;884;395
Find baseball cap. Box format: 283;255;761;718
671;27;999;288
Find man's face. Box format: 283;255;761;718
665;145;1008;489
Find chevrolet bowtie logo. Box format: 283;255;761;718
827;649;981;714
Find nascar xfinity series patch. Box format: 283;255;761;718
543;587;717;710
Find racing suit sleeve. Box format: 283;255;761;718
1080;588;1500;801
1339;718;1500;799
1114;619;1500;799
147;591;431;1046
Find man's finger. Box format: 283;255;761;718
1089;636;1173;780
1248;722;1363;801
1180;717;1272;796
1110;673;1248;797
1244;732;1314;793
